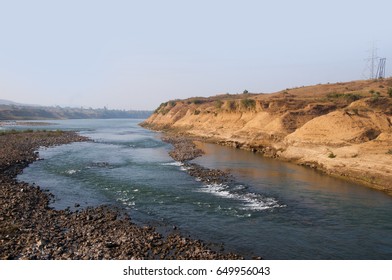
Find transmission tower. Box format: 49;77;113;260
363;43;379;79
376;58;386;79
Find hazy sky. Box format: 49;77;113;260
1;0;391;110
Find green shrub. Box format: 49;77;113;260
371;91;380;101
387;87;392;97
194;110;201;115
215;100;223;109
154;102;168;114
193;99;204;105
227;100;237;111
243;89;249;94
327;92;362;102
241;98;256;110
0;129;18;135
387;149;392;155
328;152;336;158
161;109;170;115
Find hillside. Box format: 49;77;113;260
0;103;152;120
141;79;392;194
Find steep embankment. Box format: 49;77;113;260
141;79;392;194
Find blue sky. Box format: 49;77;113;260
0;0;391;110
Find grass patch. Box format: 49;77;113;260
215;100;223;109
388;87;392;97
0;129;66;137
226;100;237;111
371;91;381;101
45;129;64;137
327;92;362;102
160;109;170;115
193;99;205;105
154;102;168;114
241;98;256;110
0;129;35;135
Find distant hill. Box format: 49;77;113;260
0;102;152;120
0;99;33;106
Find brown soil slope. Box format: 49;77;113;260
142;79;392;194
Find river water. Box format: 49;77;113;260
9;119;392;259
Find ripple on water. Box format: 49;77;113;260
197;183;285;212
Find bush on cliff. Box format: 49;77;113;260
388;87;392;97
215;100;223;109
226;100;237;111
241;98;256;110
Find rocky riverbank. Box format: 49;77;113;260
0;130;242;260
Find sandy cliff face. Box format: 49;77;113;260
142;79;392;194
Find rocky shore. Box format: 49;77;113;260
0;130;242;260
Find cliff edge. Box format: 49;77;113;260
141;79;392;195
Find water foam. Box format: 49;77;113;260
198;183;285;212
64;169;79;175
161;161;189;172
162;161;183;167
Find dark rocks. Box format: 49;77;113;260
185;163;232;185
161;136;204;161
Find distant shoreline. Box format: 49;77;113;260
0;121;54;127
0;102;153;120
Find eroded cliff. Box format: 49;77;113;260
142;79;392;194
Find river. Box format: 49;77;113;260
8;119;392;259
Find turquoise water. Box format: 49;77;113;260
11;119;392;259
